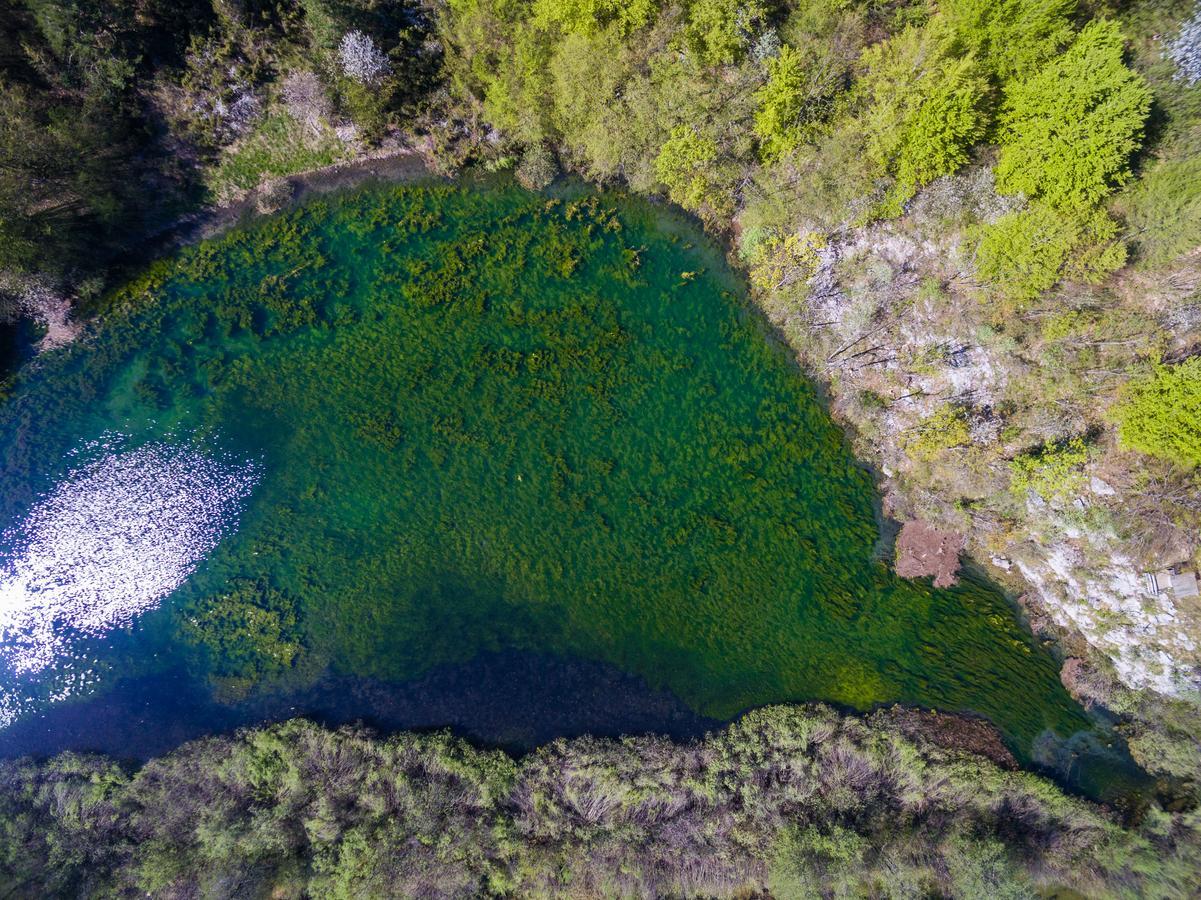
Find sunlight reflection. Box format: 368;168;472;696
0;437;258;725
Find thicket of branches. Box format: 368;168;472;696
3;706;1199;899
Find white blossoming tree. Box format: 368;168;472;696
1169;4;1201;85
338;30;392;85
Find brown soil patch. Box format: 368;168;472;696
894;520;964;588
873;706;1018;770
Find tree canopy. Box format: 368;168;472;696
1110;359;1201;468
857;20;989;215
996;20;1151;211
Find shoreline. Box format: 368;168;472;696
162;145;440;249
0;162;1151;805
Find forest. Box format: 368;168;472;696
3;706;1200;898
2;0;1201;896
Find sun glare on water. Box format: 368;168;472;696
0;437;258;725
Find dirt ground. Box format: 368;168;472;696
894;520;965;588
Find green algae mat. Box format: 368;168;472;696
0;180;1090;753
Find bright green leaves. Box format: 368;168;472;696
942;0;1077;81
441;0;555;144
1009;436;1089;500
652;120;741;225
654;125;722;214
754;44;822;162
976;20;1149;302
858;23;988;216
548;28;634;174
995;20;1151;212
976;203;1126;302
905;405;972;462
531;0;660;36
840;4;1148;308
1109;359;1201;468
684;0;766;67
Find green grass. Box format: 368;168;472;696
207;110;352;201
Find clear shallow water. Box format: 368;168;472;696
0;436;257;725
0;179;1143;796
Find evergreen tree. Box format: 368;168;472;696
995;20;1151;211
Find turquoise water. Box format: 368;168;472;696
0;179;1122;780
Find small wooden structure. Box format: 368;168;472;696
1145;568;1200;599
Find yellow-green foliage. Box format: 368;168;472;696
531;0;659;36
1110;358;1201;468
549;28;634;169
906;404;972;462
4;709;1191;899
747;229;825;292
971;18;1149;301
976;202;1126;302
1115;154;1201;268
685;0;766;67
995;20;1151;212
943;0;1077;81
442;0;554;144
857;19;989;215
1040;308;1093;342
754;44;819;162
654;124;721;212
1009;436;1089;500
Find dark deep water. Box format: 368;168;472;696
0;179;1151;803
0;651;718;762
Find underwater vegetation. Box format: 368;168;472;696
0;180;1091;755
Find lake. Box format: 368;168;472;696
0;179;1139;796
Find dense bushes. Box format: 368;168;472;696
1110;359;1201;468
994;21;1151;212
1009;436;1090;500
856;19;988;216
975;202;1127;301
0;0;440;284
436;1;1157;302
969;19;1151;300
0;0;1166;303
3;707;1198;898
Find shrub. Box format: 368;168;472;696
1009;436;1089;500
995;20;1151;211
1113;154;1201;268
515;143;560;190
975;203;1126;302
1109;358;1201;468
754;44;835;162
531;0;660;36
4;709;1192;898
685;0;766;67
655;124;722;212
746;229;825;292
906;404;973;462
857;20;989;216
942;0;1076;81
338;30;392;85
